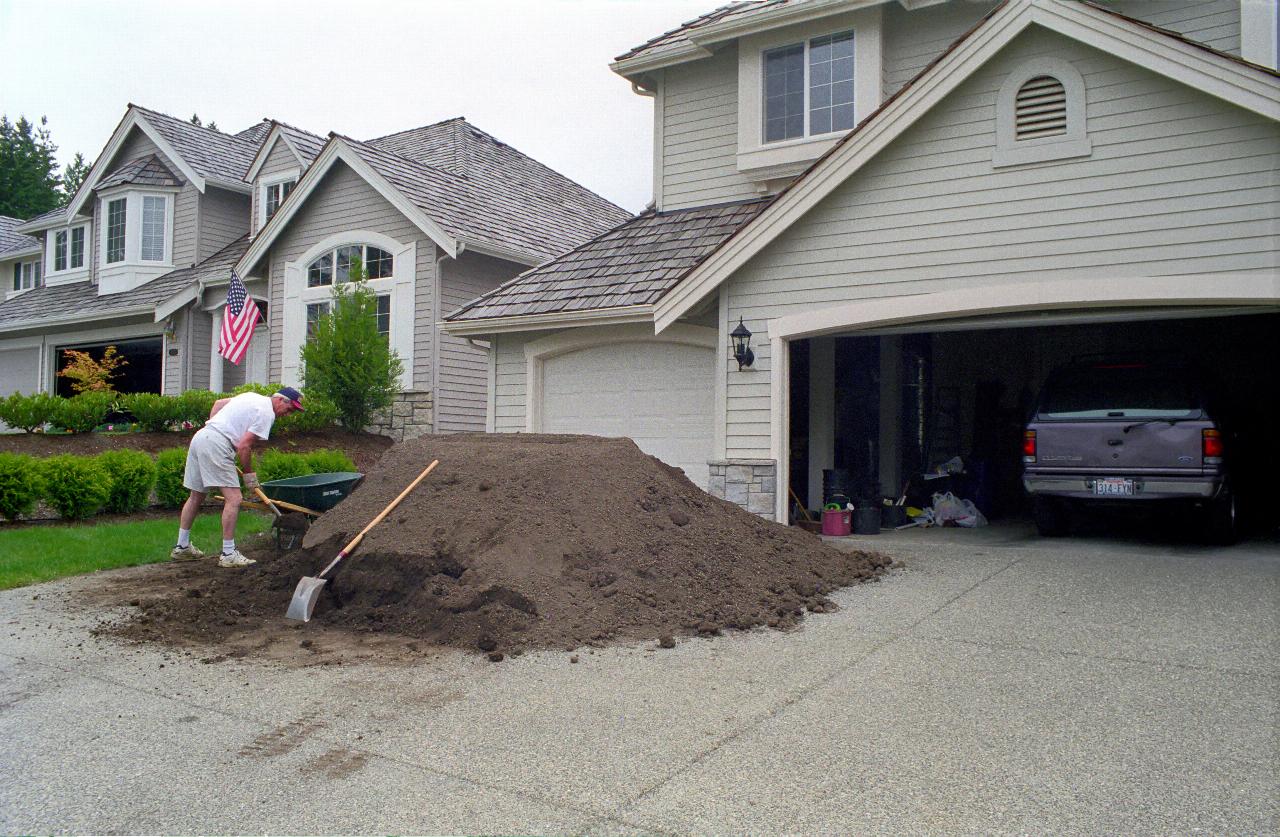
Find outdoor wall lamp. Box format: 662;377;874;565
731;316;754;370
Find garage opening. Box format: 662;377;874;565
53;337;163;397
788;310;1279;530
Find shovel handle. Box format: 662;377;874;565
317;459;438;579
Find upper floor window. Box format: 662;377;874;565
306;244;393;288
53;225;87;273
763;30;854;143
70;226;85;268
140;195;166;261
264;179;296;223
106;198;127;264
11;259;41;292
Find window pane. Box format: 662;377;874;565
307;253;333;287
12;263;19;291
265;184;280;220
305;302;330;341
811;107;832;135
365;246;392;279
336;245;360;283
282;180;295;199
141;196;165;261
376;294;390;341
20;263;31;289
832;105;855;132
107;199;126;263
33;260;41;286
55;231;67;271
810;31;855;136
70;227;84;268
763;43;805;142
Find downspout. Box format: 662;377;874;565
432;247;455;433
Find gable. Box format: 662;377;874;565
727;26;1279;316
101;128;185;188
259;137;302;180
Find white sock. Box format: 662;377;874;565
177;528;191;548
222;539;236;554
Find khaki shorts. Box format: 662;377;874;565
183;427;239;493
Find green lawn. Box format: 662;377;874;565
0;512;272;590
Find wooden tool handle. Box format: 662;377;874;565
253;484;284;517
318;459;438;579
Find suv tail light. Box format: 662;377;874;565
1202;428;1223;462
1023;430;1037;463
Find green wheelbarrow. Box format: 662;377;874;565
260;472;363;550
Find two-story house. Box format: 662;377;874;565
441;0;1279;521
0;104;628;437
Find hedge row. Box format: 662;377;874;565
0;383;338;435
0;448;355;522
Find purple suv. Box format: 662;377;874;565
1022;361;1238;543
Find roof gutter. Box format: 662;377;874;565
0;304;155;336
440;304;655;337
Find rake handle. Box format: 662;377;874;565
316;459;438;579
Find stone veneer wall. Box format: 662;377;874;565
366;390;433;442
707;459;777;521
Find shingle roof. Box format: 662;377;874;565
351;123;630;262
446;199;769;321
16;206;70;231
0;236;248;332
131;105;260;185
615;0;781;64
277;122;326;166
234;121;272;145
0;216;41;258
96;154;182;190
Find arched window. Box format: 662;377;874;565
993;58;1090;168
306;244;393;287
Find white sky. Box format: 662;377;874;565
0;0;715;213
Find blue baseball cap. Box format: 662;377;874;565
276;386;305;410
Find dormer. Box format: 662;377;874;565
246;122;326;238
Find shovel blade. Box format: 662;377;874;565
285;576;328;622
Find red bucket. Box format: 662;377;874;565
821;508;852;536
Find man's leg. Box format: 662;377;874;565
172;490;208;559
220;486;242;542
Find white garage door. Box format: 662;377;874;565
0;347;39;396
541;341;715;488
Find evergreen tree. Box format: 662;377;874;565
0;115;62;219
189;113;217;131
60;152;91;206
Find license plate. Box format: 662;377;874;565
1094;478;1134;496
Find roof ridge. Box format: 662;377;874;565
365;116;468;144
127;103;256;143
266;117;326;140
332;132;471;183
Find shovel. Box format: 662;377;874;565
285;459;439;622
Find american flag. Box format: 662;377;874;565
219;272;261;365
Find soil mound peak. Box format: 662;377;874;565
129;434;890;654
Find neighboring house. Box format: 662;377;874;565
0;104;628;437
442;0;1280;520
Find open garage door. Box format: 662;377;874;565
540;341;715;489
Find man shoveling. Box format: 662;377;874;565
172;387;304;566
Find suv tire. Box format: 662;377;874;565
1032;496;1071;537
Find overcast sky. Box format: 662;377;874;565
0;0;715;213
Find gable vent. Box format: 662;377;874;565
1015;75;1067;140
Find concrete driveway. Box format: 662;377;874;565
1;522;1276;835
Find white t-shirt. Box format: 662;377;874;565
206;392;277;442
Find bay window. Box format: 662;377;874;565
141;195;166;261
106;198;126;264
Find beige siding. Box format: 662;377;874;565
492;330;541;433
252;139;303;237
436;252;522;433
722;28;1280;458
163;311;185;395
661;44;762;210
882;1;998;101
113;129;161;166
189;307;212;391
172;184;200;268
198;187;249;261
1100;0;1240;54
264;161;432;390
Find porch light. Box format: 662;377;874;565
731;317;754;370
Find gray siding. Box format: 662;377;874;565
113;129;161;167
172;184;200;268
189;306;212;391
492;330;540;433
882;1;999;101
198;186;249;261
660;44;762;210
163;311;185;395
1100;0;1240;54
436;252;522;433
252;139;303;237
264;161;433;390
722;28;1280;458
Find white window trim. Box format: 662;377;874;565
281;230;416;389
258;168;301;230
10;258;42;294
736;6;882;181
96;185;178;294
993;57;1091;168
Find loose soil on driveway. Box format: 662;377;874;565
96;434;890;660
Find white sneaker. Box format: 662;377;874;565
171;544;206;560
218;550;256;568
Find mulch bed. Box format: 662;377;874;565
103;434;892;660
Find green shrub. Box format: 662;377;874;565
231;382;277;397
96;449;158;514
0;453;42;521
254;449;312;483
40;455;111;519
176;390;219;428
301;266;403;432
303;448;356;474
52;392;115;433
154;448;189;509
120;392;178;432
276;395;338;433
0;392;59;432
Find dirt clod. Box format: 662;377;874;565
487;652;505;663
104;434;888;658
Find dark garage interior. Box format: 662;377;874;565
53;337;164;398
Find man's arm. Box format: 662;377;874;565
209;397;231;420
235;430;258;478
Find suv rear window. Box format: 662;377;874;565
1037;365;1203;420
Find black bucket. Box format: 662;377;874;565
853;506;881;534
823;468;854;507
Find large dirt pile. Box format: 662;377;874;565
128;434;890;655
